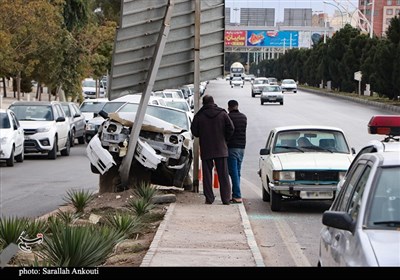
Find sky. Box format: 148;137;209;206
225;0;359;22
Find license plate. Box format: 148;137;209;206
300;191;333;199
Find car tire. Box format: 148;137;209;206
280;101;284;105
260;100;264;105
70;129;75;147
294;90;297;93
251;91;255;97
270;190;282;212
6;148;14;167
262;185;270;202
91;163;100;174
15;148;24;163
61;135;70;156
48;137;57;159
78;135;85;144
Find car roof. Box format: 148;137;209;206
273;125;345;133
359;151;400;166
9;101;57;106
363;139;400;152
81;98;109;103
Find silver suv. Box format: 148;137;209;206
9;101;71;159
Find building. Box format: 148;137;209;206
359;0;400;37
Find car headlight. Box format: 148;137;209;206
0;136;9;144
37;127;51;133
273;171;295;181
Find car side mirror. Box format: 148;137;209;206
56;116;65;122
74;113;81;118
259;148;269;155
351;147;356;155
322;211;355;234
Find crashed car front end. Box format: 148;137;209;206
87;111;192;188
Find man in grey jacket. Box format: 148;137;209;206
191;95;235;205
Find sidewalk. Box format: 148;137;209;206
140;189;265;267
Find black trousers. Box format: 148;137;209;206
202;157;231;204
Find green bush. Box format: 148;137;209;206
63;189;94;213
126;197;154;217
0;216;29;249
104;212;142;238
39;223;124;267
131;182;158;203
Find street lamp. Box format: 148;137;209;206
368;0;375;38
323;1;344;28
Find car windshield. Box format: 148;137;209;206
80;101;107;113
263;86;280;92
254;79;267;84
101;102;126;113
283;80;295;84
165;101;189;112
118;103;190;131
367;166;400;229
82;80;96;87
273;129;350;154
9;105;53;121
0;113;10;128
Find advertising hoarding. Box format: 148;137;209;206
246;30;299;47
225;30;246;46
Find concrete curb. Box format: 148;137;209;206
140;202;176;267
300;87;400;114
238;203;265;267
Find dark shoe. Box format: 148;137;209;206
222;201;230;205
205;201;213;205
230;198;242;204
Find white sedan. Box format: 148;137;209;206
258;125;355;211
319;151;400;266
281;79;297;93
230;77;244;88
0;109;24;166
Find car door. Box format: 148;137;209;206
321;161;371;266
259;131;275;190
10;111;24;155
71;104;86;137
54;104;69;147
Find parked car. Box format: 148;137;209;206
9;101;71;159
260;84;284;105
87;101;193;188
281;79;297;93
230;77;244;88
84;95;166;143
251;77;269;97
258;125;355;211
336;115;400;192
79;98;109;123
319;151;400;266
82;78;106;99
163;98;194;122
266;77;278;85
61;102;86;146
0;109;24;166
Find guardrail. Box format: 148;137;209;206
299;86;400;114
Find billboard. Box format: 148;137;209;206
225;30;246;46
247;30;299;47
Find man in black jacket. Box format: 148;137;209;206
191;95;235;205
227;100;247;203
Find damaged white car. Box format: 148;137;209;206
87;102;193;189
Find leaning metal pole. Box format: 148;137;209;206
119;0;175;187
193;0;201;193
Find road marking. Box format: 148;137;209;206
242;177;311;267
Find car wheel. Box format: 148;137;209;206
6;147;14;167
251;91;255;97
78;135;85;144
262;185;270;202
91;163;100;174
15;148;24;163
294;90;297;93
260;100;264;105
70;129;75;147
280;101;284;105
61;135;71;156
270;190;282;212
48;137;57;159
231;86;233;88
